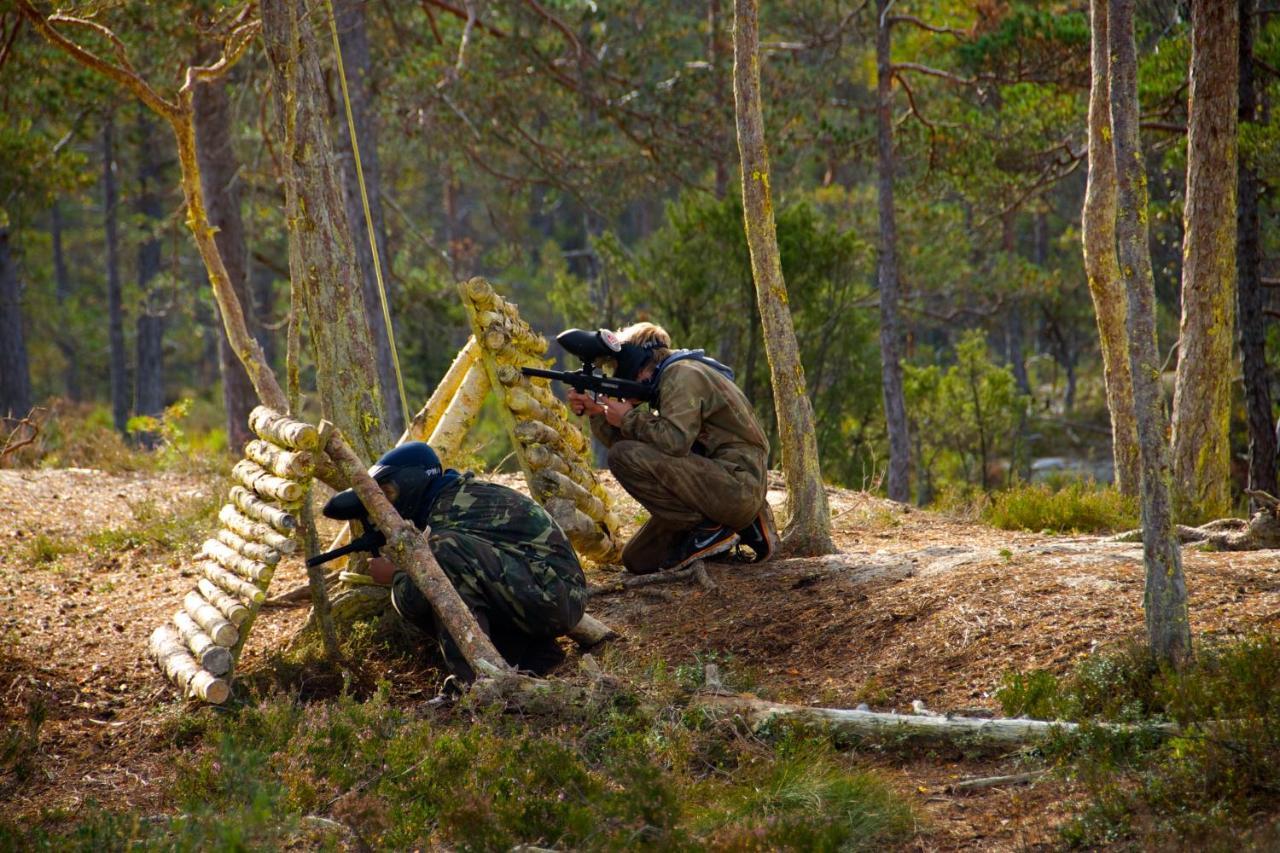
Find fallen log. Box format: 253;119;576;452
406;336;479;443
245;439;314;480
197;578;252;627
228;486;297;535
248;405;319;451
231;459;303;505
588;560;716;596
216;528;281;566
149;625;230;704
218;504;296;554
427;362;491;462
171;611;233;675
200;560;266;605
944;770;1048;794
182;590;239;647
566;613;618;648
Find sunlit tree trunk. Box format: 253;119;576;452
333;0;403;435
1171;0;1239;521
50;202;81;402
103;114;129;435
1236;0;1276;506
1109;0;1191;667
193;72;257;451
1082;0;1139;496
875;0;911;503
262;0;391;463
0;226;32;422
732;0;834;555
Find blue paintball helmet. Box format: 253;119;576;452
322;442;444;522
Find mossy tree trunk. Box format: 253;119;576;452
261;0;391;464
1236;0;1277;507
1108;0;1191;667
1083;0;1139;497
875;0;912;504
732;0;835;555
1170;0;1239;521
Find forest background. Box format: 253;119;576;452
2;0;1277;508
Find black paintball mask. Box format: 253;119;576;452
323;442;445;528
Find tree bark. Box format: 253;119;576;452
103;114;129;435
50;202;81;402
0;226;32;422
261;0;391;464
1083;0;1140;496
1109;0;1192;667
1235;0;1276;507
333;0;403;435
876;0;912;504
1171;0;1239;521
732;0;835;555
193;72;257;452
133;112;166;447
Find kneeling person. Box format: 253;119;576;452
323;442;587;680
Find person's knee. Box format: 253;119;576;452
607;440;654;478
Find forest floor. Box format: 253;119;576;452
1;466;1278;849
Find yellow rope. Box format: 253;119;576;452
324;0;410;425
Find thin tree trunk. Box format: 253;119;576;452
1083;0;1139;496
732;0;834;555
1171;0;1239;521
193;72;257;451
1236;0;1276;507
876;0;912;503
261;0;391;464
50;202;80;401
134;113;166;447
103;114;130;435
1109;0;1191;667
0;226;32;422
709;0;730;198
333;0;403;435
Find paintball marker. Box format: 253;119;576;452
306;527;386;568
521;328;656;403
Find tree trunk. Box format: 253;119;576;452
732;0;835;555
1235;0;1276;507
134;112;166;447
0;226;32;422
876;0;912;504
1083;0;1140;496
50;202;81;402
193;72;257;451
261;0;391;464
1171;0;1239;521
1108;0;1191;667
103;114;129;435
333;0;403;435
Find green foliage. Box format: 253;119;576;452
85;491;220;554
983;481;1138;534
22;533;75;566
998;635;1280;847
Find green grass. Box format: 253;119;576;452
996;633;1280;848
982;480;1138;534
22;533;75;566
85;492;221;554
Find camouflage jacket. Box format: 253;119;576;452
590;359;769;492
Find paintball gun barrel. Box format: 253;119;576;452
520;328;655;402
306;528;387;568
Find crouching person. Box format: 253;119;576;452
323;442;587;681
567;322;779;575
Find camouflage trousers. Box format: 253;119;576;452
607;440;764;575
390;529;586;678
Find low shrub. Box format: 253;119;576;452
983;480;1138;534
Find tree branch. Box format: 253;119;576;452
889;14;968;38
891;61;975;85
521;0;582;57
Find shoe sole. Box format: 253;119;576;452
668;532;740;572
740;507;780;564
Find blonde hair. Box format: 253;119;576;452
617;322;673;364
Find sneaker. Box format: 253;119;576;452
666;522;740;571
736;503;780;564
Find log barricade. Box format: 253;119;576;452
148;406;312;704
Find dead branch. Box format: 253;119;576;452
944;770;1048;793
1112;495;1280;550
889;14;969;38
0;407;43;463
588;559;718;596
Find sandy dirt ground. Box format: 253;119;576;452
1;466;1277;849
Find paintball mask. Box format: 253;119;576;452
556;328;656;381
323;441;444;525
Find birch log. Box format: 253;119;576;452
183;591;239;647
149;625;230;704
427;362;491;461
200;560;266;604
228;486;297;535
171;610;233;675
536;470;605;519
505;387;553;422
197;578;252;627
405;336;479;442
566;613;618;648
219;504;296;554
462;275;498;309
216;528;281;565
514;419;565;450
526;443;571;476
248;405;319;450
231;459;303;504
244;439;314;480
202;538;274;584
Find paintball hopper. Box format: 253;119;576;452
556;328;653;381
